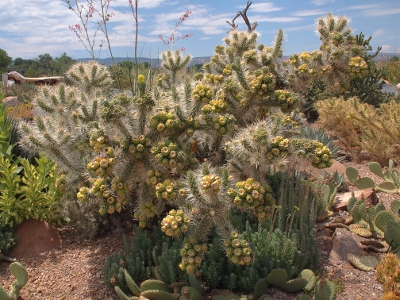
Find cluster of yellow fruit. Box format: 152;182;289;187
201;174;222;194
222;64;232;76
86;154;115;177
134;201;157;228
151;140;197;170
77;176;129;215
253;195;275;221
128;135;151;159
273;114;301;135
201;99;228;114
179;117;200;137
224;231;252;265
89;132;106;153
243;49;258;64
179;237;208;274
146;169;164;186
161;209;190;237
211;114;235;136
274;90;298;112
151;140;181;168
150;111;177;134
227;178;268;209
192;83;213;104
155;179;177;202
311;142;333;169
204;73;224;85
293;139;333;169
349;56;369;78
247;70;276;97
110;176;129;197
265;135;290;161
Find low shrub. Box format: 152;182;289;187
316;96;400;164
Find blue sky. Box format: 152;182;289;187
0;0;399;60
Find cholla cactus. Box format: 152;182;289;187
18;11;340;270
282;13;379;94
18;61;155;221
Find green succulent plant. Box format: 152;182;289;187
346;159;400;193
0;262;28;300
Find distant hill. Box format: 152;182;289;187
76;52;399;67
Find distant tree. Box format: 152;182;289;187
390;56;399;62
37;54;54;75
0;49;12;73
25;65;38;77
9;53;76;77
54;52;76;74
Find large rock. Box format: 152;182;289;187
329;228;370;265
296;159;347;181
8;219;63;258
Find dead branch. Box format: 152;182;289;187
6;71;63;86
226;1;258;32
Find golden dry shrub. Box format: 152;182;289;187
376;253;400;299
315;97;400;164
6;103;35;119
314;97;363;153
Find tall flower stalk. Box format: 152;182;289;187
158;10;193;52
65;0;115;62
129;0;139;94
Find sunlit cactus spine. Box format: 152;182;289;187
18;61;157;222
225;113;333;180
198;28;286;124
161;49;191;84
66;60;113;93
283;13;380;95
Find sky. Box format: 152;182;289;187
0;0;399;61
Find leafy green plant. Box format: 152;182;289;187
0;154;65;227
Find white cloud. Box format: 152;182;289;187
149;6;230;37
284;24;315;32
292;9;327;17
112;0;167;9
249;3;282;13
255;16;301;23
345;4;400;16
372;29;385;39
310;0;335;6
